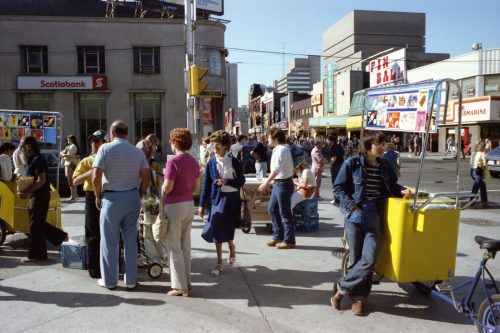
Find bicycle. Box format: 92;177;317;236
413;235;499;332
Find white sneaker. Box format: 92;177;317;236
97;279;116;290
330;200;335;204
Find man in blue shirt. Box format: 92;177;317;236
93;120;150;290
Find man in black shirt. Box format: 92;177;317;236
252;134;269;180
326;136;344;204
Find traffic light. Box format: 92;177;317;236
189;66;209;96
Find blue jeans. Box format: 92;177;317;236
100;190;141;287
338;201;381;299
470;168;488;202
268;178;295;244
255;162;267;181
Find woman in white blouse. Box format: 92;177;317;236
470;140;488;207
199;131;246;275
60;135;80;200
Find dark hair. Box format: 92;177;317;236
237;135;245;142
23;136;40;155
67;135;80;156
209;130;232;151
169;128;193;151
327;135;336;143
360;131;386;155
268;128;286;144
0;142;16;154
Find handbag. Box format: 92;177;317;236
201;218;214;242
236;188;252;228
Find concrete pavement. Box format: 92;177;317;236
1;181;499;333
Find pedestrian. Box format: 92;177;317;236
17;136;68;263
0;142;16;181
72;130;107;278
311;140;324;199
252;134;268;181
345;137;354;158
258;127;295;249
163;128;201;296
414;134;422;156
331;131;410;315
13;140;27;177
485;138;492;153
327;136;344;204
444;135;455;156
60;135;80;200
230;135;245;164
136;133;158;161
199;130;245;276
470;141;488;208
456;139;466;159
92;120;150;290
148;158;163;197
291;160;316;210
407;135;413;153
383;143;401;179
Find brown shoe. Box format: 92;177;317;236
330;292;343;310
276;242;296;249
351;301;365;316
267;239;282;247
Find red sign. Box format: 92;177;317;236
17;76;107;90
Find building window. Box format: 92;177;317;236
134;93;161;143
79;94;107;155
20;45;48;73
77;46;105;74
20;93;52;110
484;74;500;97
133;47;160;74
207;49;221;76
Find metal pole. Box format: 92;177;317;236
184;0;193;132
192;0;198;136
455;88;463;207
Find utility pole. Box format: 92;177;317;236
184;0;198;135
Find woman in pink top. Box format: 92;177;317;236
311;140;324;198
162;128;201;297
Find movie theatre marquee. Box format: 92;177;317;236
17;76;107;90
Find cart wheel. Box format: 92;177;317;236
476;294;500;332
341;250;350;276
265;223;273;234
0;219;6;246
242;226;251;234
137;254;147;268
147;263;163;279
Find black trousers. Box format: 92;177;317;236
28;191;67;260
85;191;101;278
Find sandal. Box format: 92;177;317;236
228;244;236;265
166;288;189;297
211;263;223;276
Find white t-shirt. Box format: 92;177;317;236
0;154;13;181
12;147;26;176
470;151;486;168
300;168;316;187
215;154;237;193
270;144;294;179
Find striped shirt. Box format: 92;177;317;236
93;138;149;191
364;163;383;201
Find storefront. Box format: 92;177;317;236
308;115;348;138
439;96;500;151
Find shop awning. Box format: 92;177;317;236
347;115;363;131
308;116;348;128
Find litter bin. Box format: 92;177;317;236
376;196;461;283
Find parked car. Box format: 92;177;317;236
486;146;500;177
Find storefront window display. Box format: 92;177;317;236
134;93;161;144
79;93;107;155
20;93;52;111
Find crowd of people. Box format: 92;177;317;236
1;121;497;316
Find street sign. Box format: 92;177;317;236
198;90;222;98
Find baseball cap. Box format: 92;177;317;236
88;130;107;141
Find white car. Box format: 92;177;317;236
486;146;500;177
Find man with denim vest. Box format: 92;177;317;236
331;131;410;315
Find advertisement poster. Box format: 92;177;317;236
365;85;438;133
0;110;59;143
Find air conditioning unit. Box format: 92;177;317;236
141;66;154;74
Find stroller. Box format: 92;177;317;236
137;194;168;279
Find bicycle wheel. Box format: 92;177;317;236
476;294;500;333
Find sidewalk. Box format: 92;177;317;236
0;186;499;333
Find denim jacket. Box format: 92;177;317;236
199;154;246;209
333;154;404;214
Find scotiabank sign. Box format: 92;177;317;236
17;76;107;90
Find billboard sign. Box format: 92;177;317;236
368;48;406;88
448;96;500;123
365;84;439;133
17;76;107;90
163;0;223;15
325;62;338;113
0;110;60;144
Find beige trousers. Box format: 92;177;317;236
165;200;194;290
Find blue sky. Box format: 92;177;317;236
220;0;500;106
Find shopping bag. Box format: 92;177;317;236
152;193;168;242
